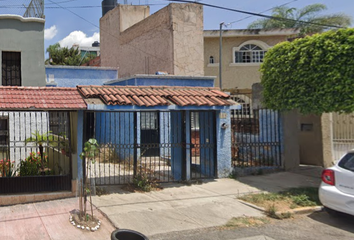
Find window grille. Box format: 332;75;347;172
2;52;21;86
234;44;266;63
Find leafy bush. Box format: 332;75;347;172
133;173;153;192
18;152;50;176
261;28;354;114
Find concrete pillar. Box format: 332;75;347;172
321;113;334;168
75;110;84;194
281;110;300;170
216;108;232;177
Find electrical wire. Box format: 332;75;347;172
168;0;344;29
227;0;299;25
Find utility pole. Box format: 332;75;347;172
219;22;224;90
219;22;229;90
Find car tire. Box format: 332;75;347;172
324;206;341;217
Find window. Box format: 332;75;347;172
49;112;69;136
339;153;354;172
233;41;269;64
141;112;158;130
2;52;21;86
0;117;8;147
191;112;200;130
209;56;214;64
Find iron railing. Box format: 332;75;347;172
84;110;217;185
0;111;72;194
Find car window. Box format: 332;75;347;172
339;153;354;171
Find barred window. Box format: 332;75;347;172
2;52;21;86
0;117;8;146
234;44;267;63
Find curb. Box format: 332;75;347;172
237;199;266;212
237;199;323;218
275;206;323;218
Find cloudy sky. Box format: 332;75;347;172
6;0;354;56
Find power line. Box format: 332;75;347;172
168;0;344;29
227;0;298;26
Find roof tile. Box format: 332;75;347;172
77;85;233;107
0;87;86;110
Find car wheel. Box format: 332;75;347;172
324;207;341;217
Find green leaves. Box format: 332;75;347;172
80;138;99;163
261;28;354;114
45;43;94;66
248;3;352;35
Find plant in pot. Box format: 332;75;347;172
25;131;55;174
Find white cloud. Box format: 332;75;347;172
44;25;58;40
59;31;100;48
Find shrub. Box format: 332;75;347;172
0;159;16;177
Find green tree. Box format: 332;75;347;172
45;43;94;66
260;28;354;114
248;4;351;35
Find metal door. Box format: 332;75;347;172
191;111;216;179
140;112;160;157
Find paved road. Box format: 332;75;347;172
149;211;354;240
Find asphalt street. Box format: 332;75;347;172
149;211;354;240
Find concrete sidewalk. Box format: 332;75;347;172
0;197;115;240
0;166;322;240
93;167;322;238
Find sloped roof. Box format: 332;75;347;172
77;85;233;107
0;86;86;110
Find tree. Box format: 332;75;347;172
248;4;352;35
45;43;94;66
260;28;354;114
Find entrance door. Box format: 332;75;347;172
141;112;160;157
191;111;216;179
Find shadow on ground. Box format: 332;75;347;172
308;210;354;234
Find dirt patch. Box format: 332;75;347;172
220;216;271;229
239;187;320;218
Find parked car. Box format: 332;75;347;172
319;150;354;216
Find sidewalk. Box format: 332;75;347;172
93;166;322;237
0;197;115;240
0;166;322;240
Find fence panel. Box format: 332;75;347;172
332;112;354;161
0;111;72;194
230;94;282;168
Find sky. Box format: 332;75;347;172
3;0;354;57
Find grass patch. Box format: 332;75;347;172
239;187;320;218
223;216;270;228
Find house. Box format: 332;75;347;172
204;28;299;91
100;3;204;78
0;15;46;86
78;84;239;186
0;86;86;205
73;41;100;59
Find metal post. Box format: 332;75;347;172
219;22;224;90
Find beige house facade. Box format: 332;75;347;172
204;29;299;91
100;3;204;78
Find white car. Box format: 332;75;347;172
319;150;354;216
